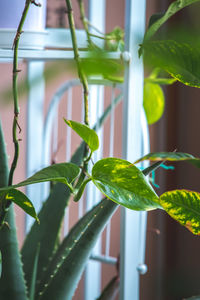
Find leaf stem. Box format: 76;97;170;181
77;0;92;46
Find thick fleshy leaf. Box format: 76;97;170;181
64;119;99;152
160;190;200;235
143;82;165;124
142;40;200;88
134;151;200;168
0;163;80;193
3;189;39;222
0;251;2;278
92;158;160;210
144;0;200;41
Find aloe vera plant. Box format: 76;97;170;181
1;0;200;299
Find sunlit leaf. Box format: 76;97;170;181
142;40;200;88
160;190;200;235
92;158;160;210
143;82;165;124
144;0;200;41
134;151;200;168
144;77;176;85
64;119;99;152
0;163;80;193
2;190;39;222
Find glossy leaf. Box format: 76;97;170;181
160;190;200;235
64;119;99;152
143;82;165;124
0;163;80;193
3;189;39;223
144;77;176;85
92;158;160;211
142;40;200;88
144;0;200;41
134;151;200;168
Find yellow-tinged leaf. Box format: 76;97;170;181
160;190;200;235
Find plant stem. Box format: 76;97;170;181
77;0;92;46
65;0;91;198
0;1;33;225
66;0;89;126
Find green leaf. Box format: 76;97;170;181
160;190;200;235
134;151;200;168
92;158;160;211
142;40;200;88
4;189;39;223
144;0;200;41
185;296;200;300
144;77;176;85
37;198;117;300
0;121;28;300
143;82;165;124
64;119;99;152
0;163;80;193
96;276;119;300
29;244;40;300
74;178;92;202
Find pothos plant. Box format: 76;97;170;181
1;0;200;300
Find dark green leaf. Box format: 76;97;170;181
144;0;200;41
92;158;160;210
185;296;200;300
0;163;80;193
134;151;200;168
160;190;200;235
29;244;40;300
0;251;2;279
74;178;92;202
64;119;99;152
143;82;165;124
96;276;119;300
37;198;117;300
0;121;28;300
4;189;39;222
142;40;200;88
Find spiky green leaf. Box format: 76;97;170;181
64;119;99;152
134;151;200;168
92;158;160;210
160;190;200;235
142;40;200;88
37;198;117;300
144;0;200;41
3;189;39;222
0;121;28;300
143;82;165;124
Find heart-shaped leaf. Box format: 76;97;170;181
92;158;160;210
0;163;80;193
143;82;165;124
134;151;200;168
144;0;200;41
64;119;99;152
142;40;200;88
3;189;39;222
160;190;200;235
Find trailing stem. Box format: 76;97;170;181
0;0;34;226
65;0;91;192
77;0;92;46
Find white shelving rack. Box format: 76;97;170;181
0;0;149;299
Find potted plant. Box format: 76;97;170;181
1;0;200;299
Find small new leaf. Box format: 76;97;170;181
160;190;200;235
92;158;160;211
64;119;99;152
4;189;39;222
